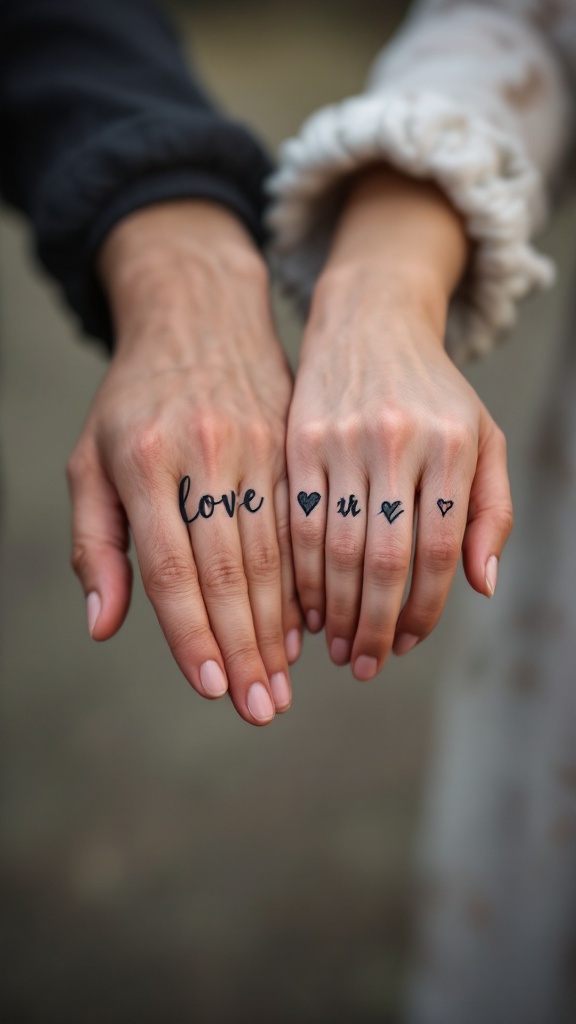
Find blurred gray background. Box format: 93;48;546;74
1;2;575;1021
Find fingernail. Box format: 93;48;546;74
353;655;378;681
86;591;101;638
394;633;419;656
485;555;499;597
330;637;350;665
270;672;291;712
306;609;322;633
200;660;228;697
285;629;302;663
247;682;275;722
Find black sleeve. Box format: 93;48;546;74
0;0;273;349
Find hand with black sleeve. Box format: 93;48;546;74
0;0;302;724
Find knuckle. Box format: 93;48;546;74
290;421;327;460
244;536;280;582
292;516;325;549
144;554;196;597
439;418;475;460
70;541;90;579
126;422;164;471
326;534;363;572
201;552;247;596
423;537;461;574
189;412;233;467
222;637;261;672
373;408;415;451
494;503;514;539
367;546;411;585
169;621;213;659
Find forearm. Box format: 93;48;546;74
98;200;272;363
313;166;470;342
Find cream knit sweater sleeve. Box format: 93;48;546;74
267;0;575;363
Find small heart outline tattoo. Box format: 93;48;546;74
379;500;404;524
437;499;454;517
297;491;321;517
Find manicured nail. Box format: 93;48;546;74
485;555;499;597
285;629;302;664
353;655;378;681
306;609;322;633
200;660;228;697
330;637;350;665
86;591;101;638
270;672;291;712
394;633;419;656
247;682;275;722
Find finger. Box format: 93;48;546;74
123;479;231;705
462;419;513;597
324;479;368;667
288;459;328;634
351;487;415;681
393;478;470;654
188;483;276;726
237;478;293;713
67;449;132;641
274;478;304;668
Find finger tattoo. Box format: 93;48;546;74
337;495;362;518
179;476;264;524
437;498;454;517
297;491;321;516
379;500;404;524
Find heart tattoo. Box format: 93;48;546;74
297;491;321;517
379;500;404;524
437;499;454;517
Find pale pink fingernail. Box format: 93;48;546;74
394;633;419;656
353;655;378;681
200;660;228;697
306;609;322;633
330;637;350;665
270;672;291;712
285;629;302;664
247;682;275;722
86;592;101;638
485;555;499;597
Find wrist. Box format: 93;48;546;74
97;200;268;355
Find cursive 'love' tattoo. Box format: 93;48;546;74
437;498;454;518
297;491;321;516
179;476;264;524
379;500;404;524
337;495;362;518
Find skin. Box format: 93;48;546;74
67;167;513;721
288;165;513;681
66;200;302;726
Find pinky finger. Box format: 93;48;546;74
462;418;513;598
67;449;132;640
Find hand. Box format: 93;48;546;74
67;201;302;724
287;168;513;680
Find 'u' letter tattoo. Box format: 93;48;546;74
337;495;362;518
437;499;454;517
297;491;321;517
379;501;404;524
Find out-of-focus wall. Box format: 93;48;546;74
1;3;574;1023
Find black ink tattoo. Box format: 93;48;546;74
297;491;321;516
239;488;264;514
178;476;264;523
337;495;362;518
379;500;404;524
437;499;454;517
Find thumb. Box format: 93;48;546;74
67;449;132;639
462;414;513;598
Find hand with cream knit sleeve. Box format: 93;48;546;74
268;0;575;677
268;0;575;361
